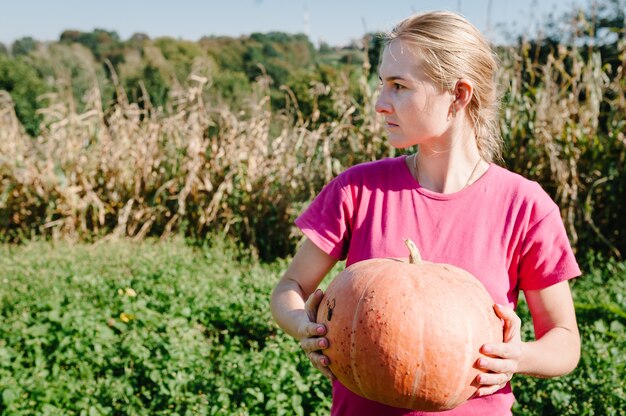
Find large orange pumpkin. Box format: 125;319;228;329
316;239;502;411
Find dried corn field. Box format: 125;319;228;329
1;41;625;260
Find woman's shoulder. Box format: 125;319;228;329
338;156;406;183
486;164;559;217
492;163;548;189
344;156;404;173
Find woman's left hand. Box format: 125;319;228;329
474;303;523;397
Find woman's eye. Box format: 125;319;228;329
393;83;404;90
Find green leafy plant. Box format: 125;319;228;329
0;238;623;415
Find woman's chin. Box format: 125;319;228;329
387;136;414;149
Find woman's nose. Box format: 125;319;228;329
375;92;391;114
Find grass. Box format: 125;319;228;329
0;238;624;415
0;238;331;415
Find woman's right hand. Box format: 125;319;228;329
298;288;335;381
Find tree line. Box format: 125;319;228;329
0;26;372;136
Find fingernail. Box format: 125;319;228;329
479;359;488;367
321;358;328;366
319;339;327;348
483;345;493;353
316;326;325;335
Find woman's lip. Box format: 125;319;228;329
386;122;399;127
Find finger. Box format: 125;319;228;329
477;356;515;373
300;336;329;354
474;382;507;397
319;366;336;381
304;289;324;321
298;322;327;339
480;342;514;360
308;351;336;381
494;304;521;342
475;371;511;387
309;350;330;367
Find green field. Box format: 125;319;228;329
0;239;623;415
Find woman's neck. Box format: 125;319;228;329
410;132;486;194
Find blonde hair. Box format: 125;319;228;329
385;11;503;162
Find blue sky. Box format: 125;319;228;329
0;0;583;47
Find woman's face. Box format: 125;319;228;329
375;39;454;149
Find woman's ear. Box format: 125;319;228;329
450;79;474;117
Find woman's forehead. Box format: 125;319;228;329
384;39;423;62
380;40;425;75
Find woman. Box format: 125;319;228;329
271;11;580;416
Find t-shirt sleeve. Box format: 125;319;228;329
518;207;581;290
294;175;353;260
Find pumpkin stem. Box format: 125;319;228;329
404;238;423;265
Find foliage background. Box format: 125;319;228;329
0;0;625;414
0;240;623;415
0;1;624;261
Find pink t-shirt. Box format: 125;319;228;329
295;156;581;416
